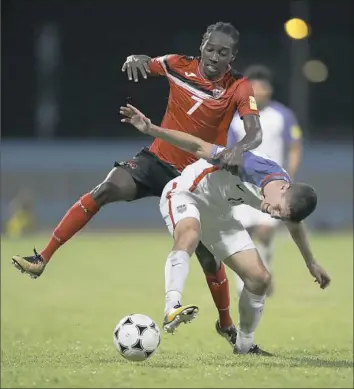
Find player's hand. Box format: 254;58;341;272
307;261;331;289
215;144;244;173
120;104;151;133
121;55;151;82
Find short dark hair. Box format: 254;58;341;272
286;183;318;223
244;64;273;84
202;22;240;56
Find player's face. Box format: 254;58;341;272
250;80;272;109
261;185;290;220
200;31;235;80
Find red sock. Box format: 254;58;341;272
205;263;233;328
40;193;100;262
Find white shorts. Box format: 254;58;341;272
160;183;255;262
233;204;279;229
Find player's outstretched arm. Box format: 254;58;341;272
285;221;331;289
121;55;152;82
120;104;214;160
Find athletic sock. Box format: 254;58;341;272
164;250;191;313
40;193;99;262
205;263;233;328
236;288;265;353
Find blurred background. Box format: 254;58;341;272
1;0;353;236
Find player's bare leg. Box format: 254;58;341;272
163;217;200;334
235;226;275;297
196;243;237;347
254;225;275;296
224;248;273;356
12;167;138;278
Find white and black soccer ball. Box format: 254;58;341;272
113;314;161;362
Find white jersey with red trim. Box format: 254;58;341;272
161;149;292;215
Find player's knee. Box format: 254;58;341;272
91;181;128;206
173;220;200;255
245;268;271;295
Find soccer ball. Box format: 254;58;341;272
113;314;161;362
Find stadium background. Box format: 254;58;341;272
1;0;353;231
1;2;353;388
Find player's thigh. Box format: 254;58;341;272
224;247;268;282
160;188;201;255
115;148;180;200
90;166;138;205
224;248;270;294
201;215;255;264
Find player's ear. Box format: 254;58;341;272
231;50;238;62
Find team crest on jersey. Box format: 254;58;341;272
177;204;187;213
212;86;225;99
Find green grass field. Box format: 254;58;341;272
1;232;353;388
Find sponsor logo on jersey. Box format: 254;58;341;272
249;96;258;110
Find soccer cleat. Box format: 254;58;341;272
163;304;199;334
247;344;273;356
215;322;273;356
12;249;46;279
215;320;237;347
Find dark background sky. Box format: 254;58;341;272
2;0;353;139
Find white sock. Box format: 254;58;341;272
164;250;191;314
236;288;265;353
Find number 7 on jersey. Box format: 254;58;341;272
187;95;203;115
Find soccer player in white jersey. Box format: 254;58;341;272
228;65;303;296
120;104;330;355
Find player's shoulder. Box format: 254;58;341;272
245;150;289;174
163;54;197;69
225;68;250;92
241;150;291;185
230;68;245;82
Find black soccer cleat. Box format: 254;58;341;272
247;344;273;356
12;248;46;279
215;320;237;347
216;321;273;356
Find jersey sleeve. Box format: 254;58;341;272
149;54;184;76
239;151;292;188
283;108;303;144
233;78;260;118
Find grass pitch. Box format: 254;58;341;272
1;232;353;388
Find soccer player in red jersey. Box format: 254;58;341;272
12;22;263;349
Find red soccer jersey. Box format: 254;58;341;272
148;54;259;171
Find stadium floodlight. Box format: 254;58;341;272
284;18;310;40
